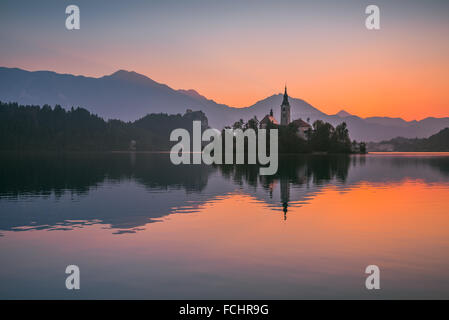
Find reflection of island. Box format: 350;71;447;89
0;153;449;233
217;155;352;220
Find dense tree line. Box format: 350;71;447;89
0;101;207;151
227;117;365;154
0;101;365;153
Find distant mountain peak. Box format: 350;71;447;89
178;89;206;100
177;89;219;105
109;69;137;77
336;110;352;118
107;70;157;85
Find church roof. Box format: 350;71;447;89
260;114;279;125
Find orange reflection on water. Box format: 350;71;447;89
2;180;449;298
121;180;449;285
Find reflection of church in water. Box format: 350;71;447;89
280;177;290;221
262;86;311;220
267;175;292;221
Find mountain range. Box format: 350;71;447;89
1;66;448;142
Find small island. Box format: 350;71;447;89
224;86;366;154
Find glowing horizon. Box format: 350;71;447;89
1;0;448;120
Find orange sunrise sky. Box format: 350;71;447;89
1;0;448;120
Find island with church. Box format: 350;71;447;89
226;86;366;154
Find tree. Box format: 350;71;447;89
310;120;334;151
359;142;367;154
232;119;245;130
245;116;259;130
331;122;351;153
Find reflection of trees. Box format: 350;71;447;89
429;157;449;175
130;154;212;193
0;153;213;199
2;152;448;232
217;164;260;187
305;155;351;185
215;155;352;220
216;155;351;189
388;156;449;176
0;153;216;233
0;153;107;198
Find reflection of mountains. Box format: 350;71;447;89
0;153;448;233
0;153;214;233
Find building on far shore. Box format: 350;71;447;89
260;109;279;129
291;118;311;138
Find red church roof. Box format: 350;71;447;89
260;114;279;125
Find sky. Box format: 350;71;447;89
1;0;448;120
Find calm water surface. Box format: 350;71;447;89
1;153;449;299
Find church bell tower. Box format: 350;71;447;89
280;85;291;126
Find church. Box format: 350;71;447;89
259;86;312;138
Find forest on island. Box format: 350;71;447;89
226;116;366;154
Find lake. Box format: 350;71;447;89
1;152;449;299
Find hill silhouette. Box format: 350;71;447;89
1;67;449;141
368;127;449;151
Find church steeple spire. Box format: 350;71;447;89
281;85;290;107
280;84;291;125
